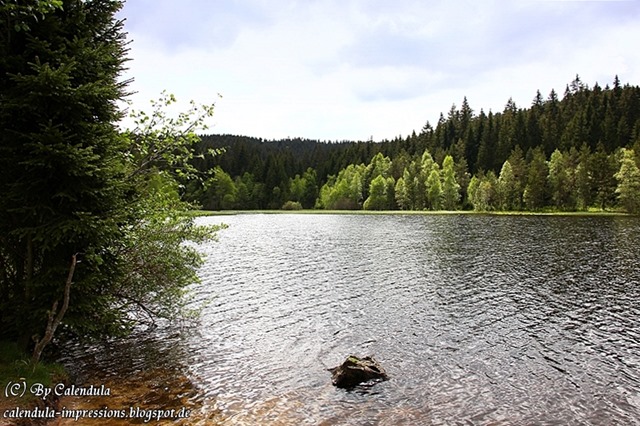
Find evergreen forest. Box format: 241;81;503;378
186;75;640;214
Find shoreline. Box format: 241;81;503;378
191;209;632;217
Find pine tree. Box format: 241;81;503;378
0;0;130;349
385;176;396;210
476;110;495;172
541;89;561;156
1;1;222;359
301;167;319;209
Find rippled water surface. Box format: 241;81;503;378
63;214;640;425
181;214;640;425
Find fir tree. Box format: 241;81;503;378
0;0;130;350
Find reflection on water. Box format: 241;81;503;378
62;214;640;425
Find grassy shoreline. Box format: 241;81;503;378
191;209;631;217
0;342;68;419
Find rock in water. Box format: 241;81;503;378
329;355;388;388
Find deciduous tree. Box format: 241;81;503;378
615;148;640;214
441;155;461;210
426;169;443;210
498;160;518;211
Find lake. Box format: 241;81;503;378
63;214;640;425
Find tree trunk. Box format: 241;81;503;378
31;253;77;366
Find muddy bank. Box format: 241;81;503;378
51;368;223;426
1;368;224;426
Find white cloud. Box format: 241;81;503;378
118;0;640;141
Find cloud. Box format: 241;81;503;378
120;0;273;52
118;0;640;141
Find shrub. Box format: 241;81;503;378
281;201;303;210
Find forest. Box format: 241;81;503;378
186;75;640;214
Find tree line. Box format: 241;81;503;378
186;75;640;213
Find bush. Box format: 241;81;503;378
281;201;303;210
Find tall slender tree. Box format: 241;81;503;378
441;155;461;210
497;160;518;211
615;149;640;214
426;169;443;210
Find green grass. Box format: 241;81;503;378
0;341;67;392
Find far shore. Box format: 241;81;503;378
190;209;631;217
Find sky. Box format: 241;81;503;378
117;0;640;142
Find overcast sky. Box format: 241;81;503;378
117;0;640;141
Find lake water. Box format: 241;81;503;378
64;214;640;425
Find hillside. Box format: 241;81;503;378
185;75;640;212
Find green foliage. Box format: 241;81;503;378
289;174;307;203
200;167;237;210
0;341;66;390
0;0;131;348
363;175;389;210
125;90;219;181
523;148;549;210
469;172;499;211
615;148;640;214
497;160;523;211
186;76;639;213
441;155;461;210
113;95;224;331
317;164;365;209
425;169;443;210
281;201;303;210
547;149;578;210
575;144;593;210
591;144;619;210
394;177;409;210
0;0;63;32
401;161;425;210
109;172;219;327
366;152;392;180
0;0;223;356
286;168;318;209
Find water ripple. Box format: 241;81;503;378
62;214;640;425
